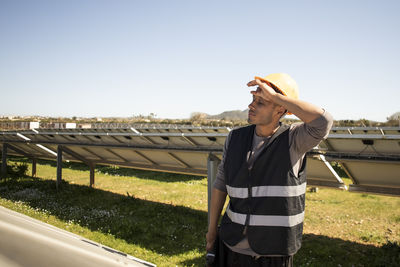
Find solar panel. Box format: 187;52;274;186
2;143;55;160
2;126;400;196
15;130;227;148
306;155;346;189
327;159;400;195
330;127;400;136
324;138;400;155
323;127;400;195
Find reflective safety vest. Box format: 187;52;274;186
219;124;307;256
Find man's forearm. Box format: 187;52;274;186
206;188;227;251
273;93;324;123
208;188;227;233
249;78;324;123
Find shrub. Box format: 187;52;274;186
1;162;29;177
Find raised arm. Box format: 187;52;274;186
248;79;324;123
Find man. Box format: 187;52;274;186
206;73;333;266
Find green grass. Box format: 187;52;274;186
0;157;399;266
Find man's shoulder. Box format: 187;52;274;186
230;125;255;138
231;124;254;133
225;125;255;148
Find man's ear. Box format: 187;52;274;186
275;105;286;117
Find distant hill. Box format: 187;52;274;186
190;109;301;124
207;109;249;120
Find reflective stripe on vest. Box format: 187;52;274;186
226;205;305;227
226;182;307;198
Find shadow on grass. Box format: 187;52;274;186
7;156;205;183
179;236;400;267
180;235;400;266
295;234;400;266
1;173;399;266
0;176;207;260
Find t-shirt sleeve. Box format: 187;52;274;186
289;110;334;155
212;131;232;192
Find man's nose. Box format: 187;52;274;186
248;101;255;110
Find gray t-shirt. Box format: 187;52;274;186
213;110;333;256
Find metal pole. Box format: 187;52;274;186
1;144;7;179
207;153;220;225
56;146;63;190
89;163;95;187
32;158;37;177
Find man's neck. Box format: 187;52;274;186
255;122;280;137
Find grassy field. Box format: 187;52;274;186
0;158;399;266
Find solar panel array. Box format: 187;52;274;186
1;125;399;196
0;127;228;177
322;127;400;195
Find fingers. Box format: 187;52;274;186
250;90;259;96
247;79;264;87
247;80;258;87
248;79;271;90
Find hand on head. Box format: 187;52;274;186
247;79;278;102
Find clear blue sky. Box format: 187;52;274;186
1;0;399;122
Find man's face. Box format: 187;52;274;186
247;87;279;125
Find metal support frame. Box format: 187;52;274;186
32;158;37;177
167;152;191;168
56;146;62;190
110;136;125;144
318;154;346;189
340;162;357;184
105;148;130;163
8;143;42;157
60;146;96;187
90;163;95;187
349;184;400;196
0;139;222;153
1;143;8;178
133;150;158;165
141;136;157;145
129;128;157;145
181;136;198;146
36;144;57;156
207;153;221;224
92;159;207;176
